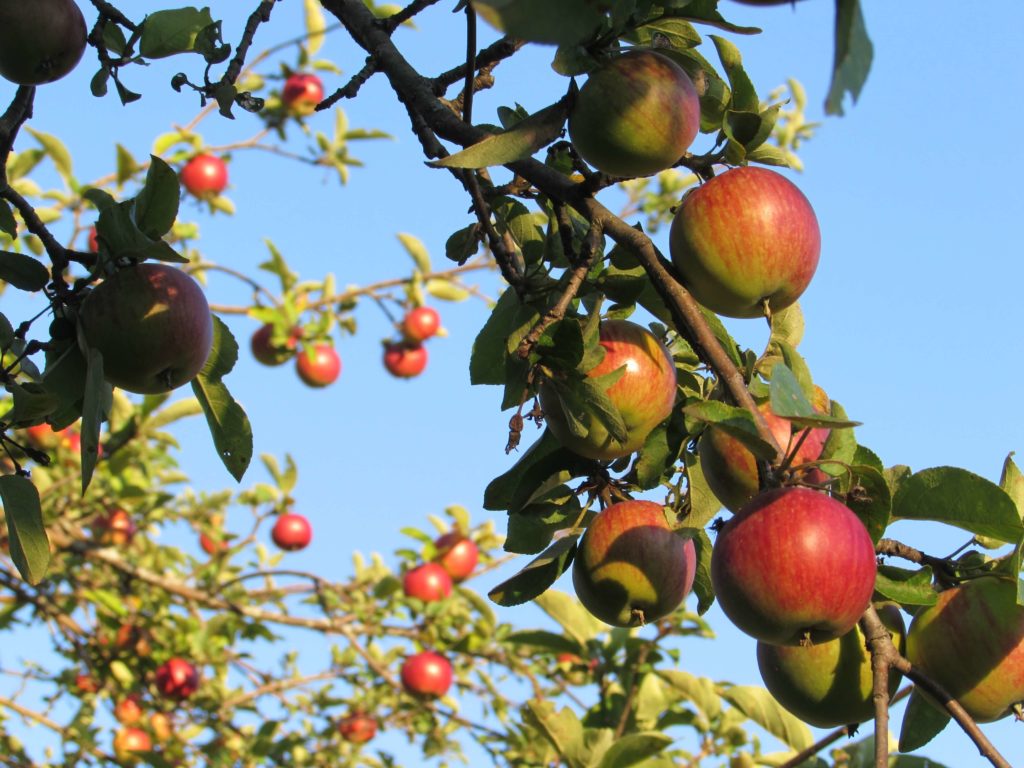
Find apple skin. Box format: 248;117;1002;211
149;712;173;742
568;49;700;178
539;319;677;462
711;487;876;645
115;694;143;725
78;263;214;395
200;532;227;556
94;508;137;547
433;532;478;582
572;499;696;627
383;342;427;378
338;712;377;744
75;673;100;694
88;225;99;253
295;344;341;388
757;603;905;728
403;562;453;602
250;324;298;366
282;72;324;115
700;396;830;513
271;513;312;551
0;0;86;86
401;306;441;342
179;153;228;198
905;577;1024;722
400;651;453;697
669;166;821;318
113;727;152;762
154;657;200;701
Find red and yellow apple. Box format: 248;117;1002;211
433;532;478;582
403;562;453;602
400;651;453;697
295;344;341;388
282;72;324;115
383;342;427;378
401;306;441;342
337;712;377;744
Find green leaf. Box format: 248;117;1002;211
769;363;859;428
657;669;722;721
628;18;701;50
874;565;937;606
303;0;327;55
424;278;470;302
503;630;581;655
471;289;530;386
472;0;605;46
397;232;430;273
684;452;723;529
689;528;714;614
522;701;586;768
140;7;217;58
710;35;758;112
826;0;874;116
892;467;1024;544
445;223;480;264
898;688;951;753
191;317;253;482
0;251;49;291
721;685;813;750
534;589;606;646
536;319;584;372
488;535;577;607
0;200;16;238
684;401;777;460
26;128;73;181
133;156;181;239
115;143;138;185
431;99;569;169
596;732;673;768
768;303;804;349
845;464;891;543
819;399;857;474
80;348;111;494
1000;453;1024;518
0;475;49;584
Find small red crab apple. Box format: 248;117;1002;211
432;532;478;582
383;341;427;378
113;727;152;762
295;344;341;388
93;508;137;547
400;651;452;697
337;712;377;744
400;306;441;342
271;513;312;552
250;323;300;367
402;562;453;602
154;657;200;701
179;153;228;198
282;72;324;115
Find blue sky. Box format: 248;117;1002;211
3;1;1023;765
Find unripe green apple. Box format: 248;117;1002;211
0;0;87;86
711;487;876;645
573;500;696;627
670;166;820;318
906;577;1024;722
700;390;830;512
539;319;677;461
568;49;700;178
757;603;905;727
78;263;214;395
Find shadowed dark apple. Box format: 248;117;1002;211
569;48;700;178
906;577;1024;722
573;500;696;627
0;0;86;86
670;166;820;318
757;603;905;727
711;487;875;644
539;319;677;461
78;263;214;395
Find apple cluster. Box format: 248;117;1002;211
383;305;443;379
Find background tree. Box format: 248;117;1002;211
0;1;1021;767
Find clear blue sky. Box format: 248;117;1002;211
4;1;1023;765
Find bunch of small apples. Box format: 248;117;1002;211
251;322;342;389
383;305;443;379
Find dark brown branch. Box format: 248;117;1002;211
876;538;957;584
221;0;280;86
433;37;525;92
461;5;477;124
384;0;444;33
318;56;378;110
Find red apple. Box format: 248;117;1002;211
200;531;227;556
699;394;831;513
906;577;1024;722
113;727;152;761
539;319;677;461
271;513;312;551
93;508;137;547
401;306;441;342
383;341;427;378
400;651;453;697
75;672;100;694
115;694;143;725
711;487;876;645
757;603;905;727
180;153;228;198
568;49;700;178
670;166;821;318
78;263;214;395
282;72;324;115
403;562;453;602
88;225;99;253
155;657;200;701
0;0;86;86
337;712;377;744
433;532;478;582
250;323;299;367
295;344;341;388
573;499;696;627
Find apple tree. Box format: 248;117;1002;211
0;1;1021;767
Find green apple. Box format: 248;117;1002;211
670;166;820;318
